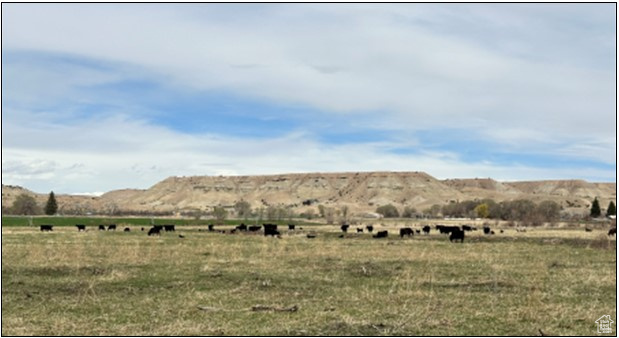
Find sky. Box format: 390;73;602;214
2;3;616;195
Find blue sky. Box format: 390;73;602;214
2;3;616;194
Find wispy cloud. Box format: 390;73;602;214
2;4;615;193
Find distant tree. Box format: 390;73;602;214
11;194;41;215
474;203;489;218
213;206;228;224
536;200;560;222
590;198;601;218
266;206;278;221
44;191;58;215
376;204;399;218
606;201;616;217
340;205;349;223
402;206;417;218
234;200;252;219
317;205;326;218
324;207;335;224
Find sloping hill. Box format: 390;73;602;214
2;171;616;216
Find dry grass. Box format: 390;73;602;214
2;225;616;336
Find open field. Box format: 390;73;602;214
2;223;616;336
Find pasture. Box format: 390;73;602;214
2;222;616;336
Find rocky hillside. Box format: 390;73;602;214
2;172;616;217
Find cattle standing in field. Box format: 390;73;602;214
462;225;473;232
99;225;106;231
164;225;175;232
373;230;388;238
76;224;86;232
263;224;280;237
437;225;459;234
40;225;53;232
357;228;363;233
148;227;161;236
306;233;316;239
422;225;431;235
288;224;296;231
366;225;374;233
248;225;261;232
483;226;491;235
124;227;130;232
107;224;117;231
400;227;414;238
341;224;350;233
208;224;215;232
449;228;465;243
608;228;617;236
415;229;421;234
236;223;248;231
141;227;145;231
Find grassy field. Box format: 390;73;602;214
2;223;616;336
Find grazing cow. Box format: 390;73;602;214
422;225;431;235
248;225;262;232
608;228;616;236
500;229;504;234
373;230;388;238
449;228;465;243
483;226;491;235
307;233;316;238
341;224;350;233
437;225;459;234
399;227;414;238
164;225;175;232
141;227;145;231
123;227;130;232
415;229;421;234
461;225;473;232
585;227;593;232
236;223;248;231
178;234;185;238
107;224;117;231
288;224;296;231
356;228;363;233
148;227;161;236
490;231;495;235
208;224;215;232
75;224;86;232
366;225;374;233
40;225;53;232
263;224;280;237
99;225;106;231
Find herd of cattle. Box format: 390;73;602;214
37;222;619;241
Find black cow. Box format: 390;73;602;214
608;228;616;236
99;225;106;231
208;224;215;232
400;227;414;238
415;229;421;234
373;230;388;238
75;224;86;232
341;224;350;233
123;227;130;232
306;233;316;238
422;225;431;235
462;225;473;232
164;225;175;232
141;227;145;231
263;224;280;237
366;225;374;233
356;228;363;233
40;225;53;232
437;225;459;234
148;227;161;236
236;223;248;231
288;224;295;230
585;227;593;232
449;228;465;243
483;226;491;235
248;225;262;232
107;224;117;231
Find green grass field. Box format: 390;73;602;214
2;222;616;336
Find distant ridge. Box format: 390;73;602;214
2;171;616;216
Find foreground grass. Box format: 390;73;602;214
2;226;616;336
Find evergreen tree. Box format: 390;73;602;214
44;191;58;215
606;201;617;217
590;197;601;218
